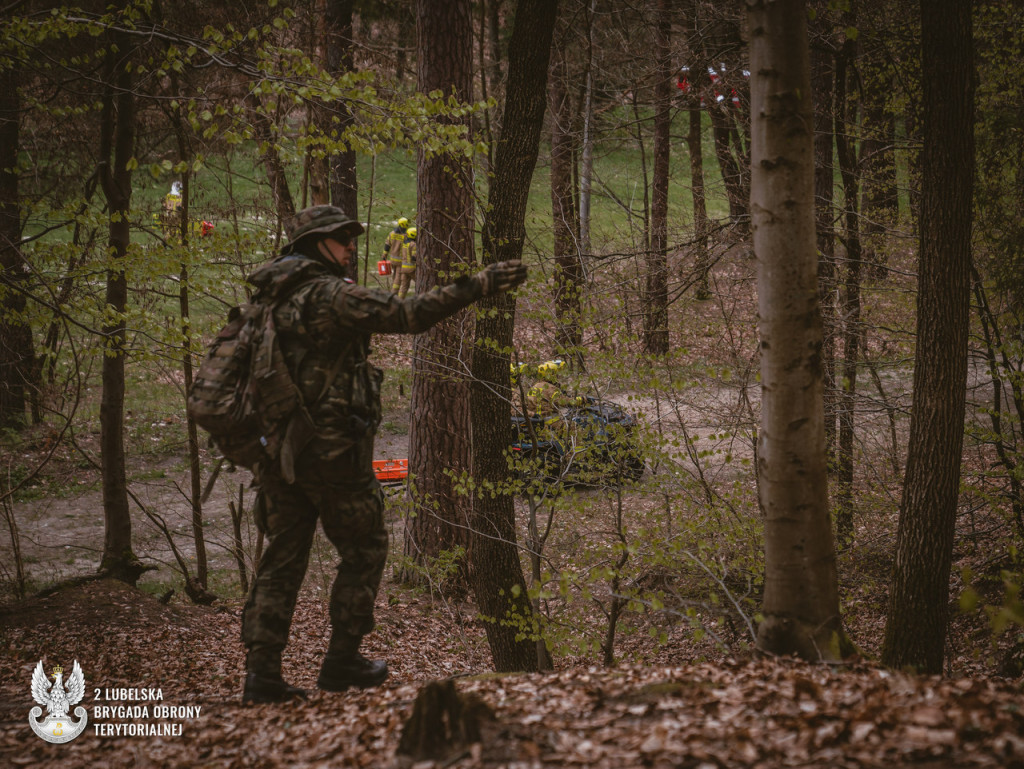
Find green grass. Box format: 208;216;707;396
17;114;742;476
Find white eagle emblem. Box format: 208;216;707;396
28;660;88;744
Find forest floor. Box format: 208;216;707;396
2;247;1023;766
0;577;1022;768
2;401;1023;767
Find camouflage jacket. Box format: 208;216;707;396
247;252;482;461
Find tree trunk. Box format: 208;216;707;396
549;30;582;358
683;11;711;301
487;0;503;92
859;34;898;276
396;680;494;763
0;64;36;429
470;0;558;673
395;0;415;85
643;0;671;355
168;92;208;589
833;36;863;546
688;100;710;300
98;26;142;584
578;0;597;256
748;0;847;661
809;17;837;459
708;104;747;227
247;93;296;222
882;0;974;674
405;0;476;582
325;0;359;281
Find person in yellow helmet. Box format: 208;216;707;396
525;359;568;417
160;181;183;240
397;226;417;299
382;217;408;291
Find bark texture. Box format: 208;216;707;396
882;0;974;674
405;0;476;578
748;0;846;661
325;0;359;283
471;0;557;672
98;26;142;584
643;0;671;355
809;17;837;457
549;29;581;357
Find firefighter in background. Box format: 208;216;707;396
160;181;183;240
396;226;417;299
382;217;408;292
525;359;572;417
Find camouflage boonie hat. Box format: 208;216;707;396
283;205;365;250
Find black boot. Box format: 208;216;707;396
243;650;308;704
318;635;389;691
243;672;309;704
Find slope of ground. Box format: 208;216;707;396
0;579;1021;768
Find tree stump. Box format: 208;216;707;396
395;679;494;764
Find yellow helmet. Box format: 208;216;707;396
536;359;565;378
406;227;417;239
397;217;409;228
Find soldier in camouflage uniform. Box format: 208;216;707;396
240;205;527;704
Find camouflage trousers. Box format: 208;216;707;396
241;433;388;673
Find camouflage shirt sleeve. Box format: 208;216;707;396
307;276;483;337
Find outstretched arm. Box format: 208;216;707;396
312;261;527;336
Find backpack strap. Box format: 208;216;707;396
258;270;353;483
277;329;352;484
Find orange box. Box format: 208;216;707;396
373;458;407;482
377;260;392;276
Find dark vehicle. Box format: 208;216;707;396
510;395;644;485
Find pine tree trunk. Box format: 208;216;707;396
882;0;974;674
748;0;847;661
405;0;476;581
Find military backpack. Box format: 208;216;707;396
187;302;302;472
